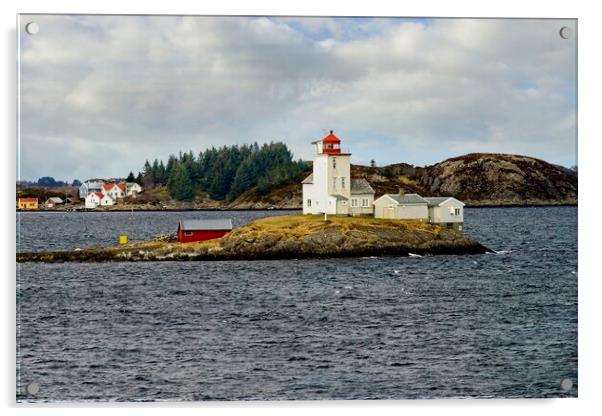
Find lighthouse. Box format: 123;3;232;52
301;131;375;216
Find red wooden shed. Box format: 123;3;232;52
177;219;233;243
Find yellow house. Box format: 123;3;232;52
17;198;39;210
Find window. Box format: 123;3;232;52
341;177;345;189
333;178;337;189
333;158;336;169
307;199;311;207
184;231;193;236
454;208;461;216
362;198;369;207
351;199;358;207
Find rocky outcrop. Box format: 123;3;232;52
418;153;577;205
16;215;491;262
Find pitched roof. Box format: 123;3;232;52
322;130;341;144
301;173;313;184
91;192;104;199
116;183;126;192
350;178;375;194
18;197;37;202
102;183;114;191
46;197;63;203
179;219;233;231
383;193;428;205
423;197;464;207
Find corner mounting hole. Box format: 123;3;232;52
25;22;39;35
26;381;40;395
560;378;573;391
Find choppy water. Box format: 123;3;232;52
16;207;577;401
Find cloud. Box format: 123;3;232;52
18;15;576;181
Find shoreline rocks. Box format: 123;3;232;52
17;215;493;263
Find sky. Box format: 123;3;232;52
18;15;577;182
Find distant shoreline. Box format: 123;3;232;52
16;203;577;213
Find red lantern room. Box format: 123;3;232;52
321;130;341;155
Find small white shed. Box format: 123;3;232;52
424;197;465;231
373;193;429;221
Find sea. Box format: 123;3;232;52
16;207;578;401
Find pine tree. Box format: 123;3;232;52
126;171;135;182
167;163;196;201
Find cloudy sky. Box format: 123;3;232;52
18;15;576;182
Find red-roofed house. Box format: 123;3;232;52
102;183;125;200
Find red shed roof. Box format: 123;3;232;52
18;197;38;202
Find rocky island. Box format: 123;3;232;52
17;215;492;263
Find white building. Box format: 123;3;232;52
44;197;64;208
102;183;126;200
79;179;104;198
424;197;465;231
302;131;375;216
99;193;114;206
373;193;429;221
85;192;103;209
126;182;143;197
374;192;465;231
84;192;114;209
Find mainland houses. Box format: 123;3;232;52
301;131;465;231
80;179;143;209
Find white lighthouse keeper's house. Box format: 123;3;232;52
302;131;375;216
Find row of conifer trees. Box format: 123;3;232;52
127;142;308;201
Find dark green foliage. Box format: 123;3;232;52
126;171;136;182
137;142;310;201
167;163;196;201
37;176;68;187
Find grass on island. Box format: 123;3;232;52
229;214;444;240
82;214;445;258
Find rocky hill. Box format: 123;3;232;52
228;153;577;208
417;153;577;205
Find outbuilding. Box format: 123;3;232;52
424;197;465;231
373;193;429;221
44;197;64;208
177;219;233;243
17;197;38;210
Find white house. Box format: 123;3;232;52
424;197;465;231
374;192;465;231
126;182;143;197
85;192;103;209
99;193;114;206
102;183;126;200
374;193;429;221
302;130;375;216
44;197;64;208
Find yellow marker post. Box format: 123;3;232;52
119;235;128;245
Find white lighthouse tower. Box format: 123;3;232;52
301;131;375;216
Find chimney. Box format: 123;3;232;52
398;188;405;196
